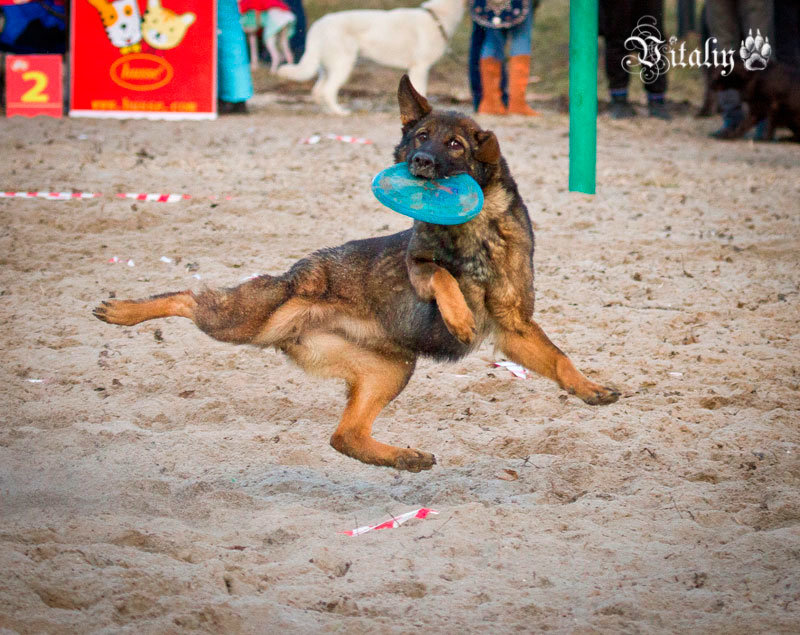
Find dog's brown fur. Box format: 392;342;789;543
711;61;800;141
94;76;619;472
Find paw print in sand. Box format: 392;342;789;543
739;29;771;71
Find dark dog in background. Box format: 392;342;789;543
93;75;619;472
711;61;800;140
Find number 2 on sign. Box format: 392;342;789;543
21;71;49;103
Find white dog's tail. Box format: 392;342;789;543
276;29;321;81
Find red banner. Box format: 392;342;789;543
5;55;63;118
69;0;216;119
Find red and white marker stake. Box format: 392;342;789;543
342;508;438;537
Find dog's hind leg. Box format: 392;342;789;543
93;291;197;327
288;331;431;471
320;48;356;115
498;321;620;405
311;71;326;104
93;275;291;345
326;349;433;471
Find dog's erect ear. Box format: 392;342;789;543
474;130;501;164
398;74;432;132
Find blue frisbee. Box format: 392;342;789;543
371;162;484;225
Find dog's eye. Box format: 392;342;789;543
416;131;429;142
448;139;462;150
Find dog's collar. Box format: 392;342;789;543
423;6;449;42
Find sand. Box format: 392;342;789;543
1;86;799;633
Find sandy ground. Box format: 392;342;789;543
1;86;799;633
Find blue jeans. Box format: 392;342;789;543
479;9;533;60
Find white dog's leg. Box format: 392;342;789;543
407;65;430;96
312;70;326;104
321;49;357;115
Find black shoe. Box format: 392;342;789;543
609;98;636;119
709;119;744;139
648;100;671;120
219;100;248;115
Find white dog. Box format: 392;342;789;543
277;0;465;115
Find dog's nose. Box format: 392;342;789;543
410;152;436;178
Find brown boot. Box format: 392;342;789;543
508;54;540;116
477;57;507;115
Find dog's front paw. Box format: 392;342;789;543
442;310;477;345
394;448;437;472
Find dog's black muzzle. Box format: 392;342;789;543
409;151;439;179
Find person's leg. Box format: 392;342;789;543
217;0;254;113
601;0;636;118
706;0;743;136
507;9;539;116
477;28;508;114
284;0;306;60
469;23;486;111
738;0;773;43
739;1;773;140
773;0;800;66
697;4;718;117
639;0;670;119
480;25;506;60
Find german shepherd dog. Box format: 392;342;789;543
93;76;619;472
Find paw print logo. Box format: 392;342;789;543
739;29;771;70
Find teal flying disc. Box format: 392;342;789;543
371;162;484;225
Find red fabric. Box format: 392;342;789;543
239;0;290;13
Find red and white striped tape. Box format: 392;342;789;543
0;191;233;202
114;193;234;202
300;133;373;145
1;191;101;200
115;193;190;202
342;508;438;537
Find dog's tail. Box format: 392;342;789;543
276;26;322;81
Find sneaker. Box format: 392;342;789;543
709;109;744;139
219;100;248;115
648;100;672;120
751;119;771;141
609;98;636;119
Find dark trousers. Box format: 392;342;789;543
599;0;667;95
284;0;306;59
775;0;800;67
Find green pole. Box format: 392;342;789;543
568;0;598;194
